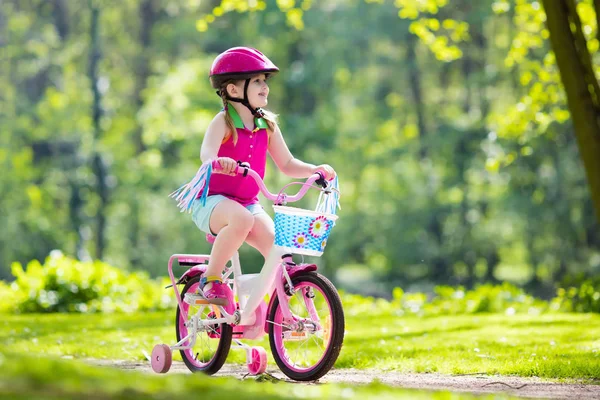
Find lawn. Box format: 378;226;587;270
0;348;528;400
2;311;600;379
1;310;599;382
1;285;599;400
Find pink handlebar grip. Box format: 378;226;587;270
210;159;323;203
211;159;245;175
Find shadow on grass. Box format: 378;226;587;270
0;312;171;343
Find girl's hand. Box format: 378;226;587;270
216;157;237;175
314;164;336;181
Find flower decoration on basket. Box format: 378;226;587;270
320;239;327;252
293;232;308;248
309;216;329;238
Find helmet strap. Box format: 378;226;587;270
223;79;265;118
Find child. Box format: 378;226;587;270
190;47;335;304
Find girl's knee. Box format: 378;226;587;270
253;216;275;247
252;215;274;237
230;209;254;232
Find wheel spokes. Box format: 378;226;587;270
180;285;222;367
277;282;332;370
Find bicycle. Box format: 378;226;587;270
151;161;344;381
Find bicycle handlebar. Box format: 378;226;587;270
211;160;326;204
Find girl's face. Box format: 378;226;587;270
228;74;270;109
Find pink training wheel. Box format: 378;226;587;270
247;346;268;375
151;344;172;373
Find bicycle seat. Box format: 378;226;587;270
205;233;216;244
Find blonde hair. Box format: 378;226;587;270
219;79;277;145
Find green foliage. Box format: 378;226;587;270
341;282;549;317
0;252;174;314
422;283;547;314
3;251;599;316
408;18;468;61
551;276;600;313
342;280;600;316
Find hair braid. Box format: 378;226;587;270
220;88;238;145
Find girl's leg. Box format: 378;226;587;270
245;213;275;258
204;199;254;286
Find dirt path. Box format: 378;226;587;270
87;359;599;400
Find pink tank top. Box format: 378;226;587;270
207;106;269;206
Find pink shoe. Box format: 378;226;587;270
202;281;229;306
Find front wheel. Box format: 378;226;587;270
268;272;344;381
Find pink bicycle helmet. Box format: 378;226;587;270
209;47;279;87
210;47;279;117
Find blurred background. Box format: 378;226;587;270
2;0;599;300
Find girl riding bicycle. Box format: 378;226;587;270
191;47;336;304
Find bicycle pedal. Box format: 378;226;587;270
283;331;308;341
184;292;227;306
184;292;211;306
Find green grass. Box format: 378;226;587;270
0;350;525;400
1;311;599;381
1;310;598;399
341;312;600;379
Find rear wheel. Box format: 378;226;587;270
268;272;344;381
175;276;232;374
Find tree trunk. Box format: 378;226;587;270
585;196;600;247
462;52;472;114
69;178;90;261
473;19;489;119
129;0;158;267
51;0;90;260
89;2;110;260
133;0;156;154
0;3;6;47
542;0;600;222
594;0;600;43
406;34;428;158
438;63;451;109
484;248;500;284
52;0;69;40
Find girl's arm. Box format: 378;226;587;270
268;123;336;180
201;112;237;174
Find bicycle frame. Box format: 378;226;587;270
167;247;319;336
168;164;328;343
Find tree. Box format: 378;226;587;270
542;0;600;222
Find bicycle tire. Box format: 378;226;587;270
268;271;344;381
